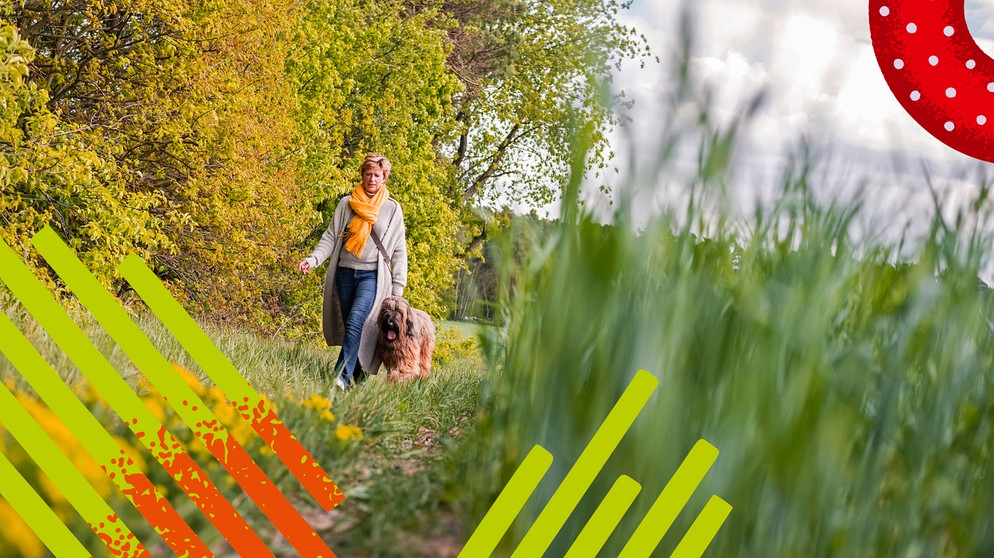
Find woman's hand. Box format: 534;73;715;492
298;259;312;274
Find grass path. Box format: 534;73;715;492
0;304;488;557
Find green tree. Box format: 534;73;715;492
427;0;651;254
286;0;464;320
0;22;164;289
5;0;311;326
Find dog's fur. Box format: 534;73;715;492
376;296;436;382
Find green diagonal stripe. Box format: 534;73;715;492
564;474;642;558
459;445;553;558
0;382;143;547
0;451;92;558
511;370;659;557
30;227;229;429
0;238;158;432
116;252;271;411
0;313;193;545
669;495;732;558
32;227;332;557
619;439;720;558
0;312;149;480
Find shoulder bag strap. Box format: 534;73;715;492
370;229;392;272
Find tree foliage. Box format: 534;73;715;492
2;0;648;330
428;0;651;253
0;22;166;288
286;0;463;320
5;0;310;325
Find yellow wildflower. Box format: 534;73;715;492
135;375;152;392
213;402;238;427
0;501;43;558
112;435;147;473
320;410;336;423
335;424;362;441
142;394;168;424
82;381;105;405
230;422;257;447
202;385;223;404
37;474;68;507
13;394;114;497
171;363;206;396
302;393;332;413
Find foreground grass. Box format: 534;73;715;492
452;166;994;556
0;307;486;557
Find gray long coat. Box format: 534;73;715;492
305;196;407;374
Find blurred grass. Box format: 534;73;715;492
448;25;994;558
455;162;994;556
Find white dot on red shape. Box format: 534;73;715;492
945;26;954;36
967;60;977;69
894;59;904;69
979;116;988;125
947;88;956;98
989;83;994;92
907;23;917;33
910;91;921;101
945;122;955;131
880;6;890;16
929;56;939;66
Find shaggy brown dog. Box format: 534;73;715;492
376;296;436;382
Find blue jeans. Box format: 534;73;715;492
334;266;377;386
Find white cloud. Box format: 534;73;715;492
591;0;994;229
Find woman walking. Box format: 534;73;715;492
298;154;408;391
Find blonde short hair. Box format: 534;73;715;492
360;153;391;182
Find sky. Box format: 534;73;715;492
586;0;994;246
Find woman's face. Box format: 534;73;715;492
363;167;385;195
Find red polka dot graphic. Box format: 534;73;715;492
870;1;994;162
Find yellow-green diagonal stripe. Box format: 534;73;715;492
116;252;274;411
0;313;205;549
0;382;144;550
670;496;732;558
0;237;160;442
0;235;256;547
619;440;720;558
117;250;344;510
564;474;642;558
0;314;142;479
512;370;658;557
459;445;553;558
32;228;332;557
0;452;91;558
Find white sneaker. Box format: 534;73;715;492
334;376;349;393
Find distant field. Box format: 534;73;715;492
439;319;492;340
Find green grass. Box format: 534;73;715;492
441;319;493;340
0;300;486;557
446;115;994;557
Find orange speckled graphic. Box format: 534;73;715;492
146;425;276;558
247;397;346;509
87;513;150;558
195;422;337;557
101;447;212;558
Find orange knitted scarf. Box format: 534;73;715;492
344;183;388;258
